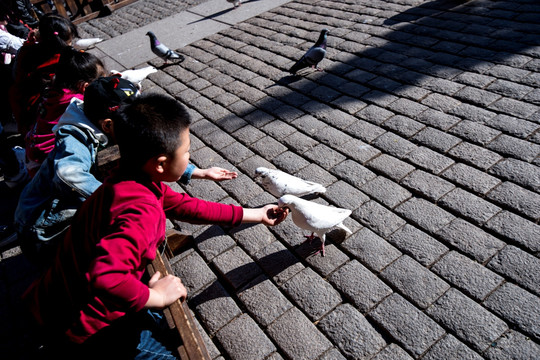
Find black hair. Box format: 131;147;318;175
38;14;78;53
114;93;192;169
53;47;104;92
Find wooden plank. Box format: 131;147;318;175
147;247;212;360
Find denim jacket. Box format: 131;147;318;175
14;98;108;242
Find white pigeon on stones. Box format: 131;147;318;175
226;0;242;8
278;194;352;256
255;167;326;198
74;37;103;49
110;66;157;89
146;31;184;64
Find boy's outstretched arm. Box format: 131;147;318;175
242;204;289;226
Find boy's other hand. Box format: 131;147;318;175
194;167;238;181
146;271;187;309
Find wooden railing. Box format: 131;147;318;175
30;0;138;24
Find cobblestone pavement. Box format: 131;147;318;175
2;0;540;359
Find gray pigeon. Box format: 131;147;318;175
289;28;329;74
146;31;184;64
255;167;326;198
278;195;352;256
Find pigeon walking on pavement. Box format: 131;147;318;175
278;195;352;256
226;0;242;7
110;66;158;90
146;31;184;64
289;28;329;74
74;37;103;49
255;167;326;198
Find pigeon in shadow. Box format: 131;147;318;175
146;31;184;64
289;28;329;74
255;167;326;198
278;194;352;256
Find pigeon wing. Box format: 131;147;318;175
303;46;326;66
294;200;352;232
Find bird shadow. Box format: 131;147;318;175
187;0;263;25
156;57;186;70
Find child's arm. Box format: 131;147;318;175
242;204;289;226
191;167;238;181
145;271;187;309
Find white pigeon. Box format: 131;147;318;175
226;0;242;7
289;28;329;74
74;37;103;49
146;31;184;64
255;167;326;198
278;195;352;256
110;66;157;89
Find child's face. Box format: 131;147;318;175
162;128;191;182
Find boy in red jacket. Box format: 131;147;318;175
24;93;288;359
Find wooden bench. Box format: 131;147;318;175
30;0;138;25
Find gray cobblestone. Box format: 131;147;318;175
281;268;342;321
454;86;501;107
383;115;426;138
416;109;462;131
346;118;387;143
372;132;417;159
485;211;540;253
484;330;540;360
395;198;455;234
249;136;288;160
488;97;539;119
213;246;262;290
448;142;503;171
381;255;450;309
318;304;386;359
449;120;501;146
370;344;413;360
439;188;502;225
296;164;338;188
411;127;462;153
360;176;412;209
427;288;508;352
342;227;401;272
353;200;407;238
421;93;462;113
172;251;217;295
304;144;347;170
195;226;236;262
325;181;369;211
401;169;456;201
339;139;381;165
366;154;415;181
267;308;333;360
254;241;304;286
436;218;505;263
191;281;242;335
484;283;540;341
487;245;540;296
441;163;501;195
216;313;276;360
405;146;455;174
331;160;377;188
369;293;446;357
329;259;392;313
237;275;293;328
431;251;504;301
422;335;483;360
488;134;540;163
486;181;540;221
489;158;540;193
485;114;540;139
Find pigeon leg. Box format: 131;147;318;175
303;232;315;244
313;235;326;257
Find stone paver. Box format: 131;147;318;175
1;0;540;359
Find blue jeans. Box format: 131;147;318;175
40;310;179;360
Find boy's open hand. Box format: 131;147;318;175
196;167;238;181
146;271;187;309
